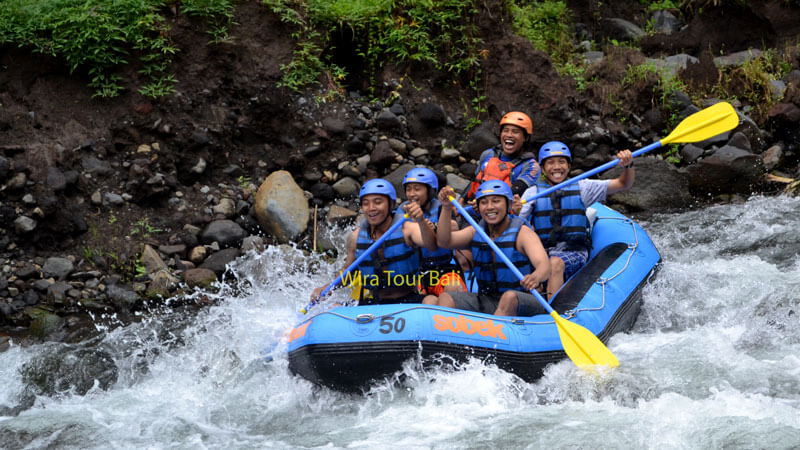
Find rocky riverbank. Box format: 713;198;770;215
2;0;800;345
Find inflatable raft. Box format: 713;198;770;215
286;204;661;391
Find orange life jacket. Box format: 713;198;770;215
466;148;534;200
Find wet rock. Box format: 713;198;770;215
146;269;179;298
27;307;64;338
241;235;264;253
607;158;693;210
46;281;72;304
727;131;752;151
332;177;360;197
327;205;358;223
105;283;139;310
688;145;765;195
199;248;240;275
140;244;169;275
20;346;118;395
254;170;309;243
310;182;335;201
200;220;246;248
42;257;74;280
762;145;783;171
183;267;218;288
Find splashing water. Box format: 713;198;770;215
1;196;799;448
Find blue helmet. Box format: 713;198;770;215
539;141;572;164
402;167;439;191
474;180;513;203
359;178;397;204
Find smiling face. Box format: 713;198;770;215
477;195;508;225
542;156;571;185
360;194;392;226
500;124;526;156
404;182;429;207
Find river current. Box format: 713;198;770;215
1;195;799;449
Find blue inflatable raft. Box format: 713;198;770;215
286;204;661;391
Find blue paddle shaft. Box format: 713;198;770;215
303;215;408;313
449;198;555;315
528;141;661;202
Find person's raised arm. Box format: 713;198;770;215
516;225;550;291
607;149;635;194
436;186;476;249
403;202;437;251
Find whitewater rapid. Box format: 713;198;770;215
1;195;799;449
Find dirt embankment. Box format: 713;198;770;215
1;0;799;342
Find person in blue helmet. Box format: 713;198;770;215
399;167;470;296
519;141;635;300
311;178;437;304
422;180;550;316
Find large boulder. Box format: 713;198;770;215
603;157;693;212
688;145;765;196
254;170;309;243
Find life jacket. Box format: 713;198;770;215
355;214;420;291
466;147;536;200
470;216;532;294
398;198;454;270
532;180;590;251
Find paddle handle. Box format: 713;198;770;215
302;214;408;314
526;141;661;202
449;197;555;315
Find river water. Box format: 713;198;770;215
1;196;799;449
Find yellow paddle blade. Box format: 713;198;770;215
551;311;620;368
661;101;739;145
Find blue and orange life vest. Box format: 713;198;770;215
466;147;537;200
398;198;454;270
531;180;590;251
470;216;532;294
355;214;420;290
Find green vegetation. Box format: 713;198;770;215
131;217;163;237
263;0;483;102
0;0;236;98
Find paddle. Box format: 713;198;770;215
449;197;619;368
527;101;739;202
301;214;409;314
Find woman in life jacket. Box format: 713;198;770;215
518;141;635;299
310;179;438;305
423;180;551;316
398;167;470;296
464;111;540;210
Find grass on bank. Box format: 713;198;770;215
0;0;236;98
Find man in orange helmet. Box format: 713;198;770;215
464;111;540;209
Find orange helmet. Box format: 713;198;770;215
499;111;533;135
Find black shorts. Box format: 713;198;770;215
447;291;548;316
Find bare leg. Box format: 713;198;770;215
437;292;456;308
548;256;566;300
422;295;438;305
494;291;519;316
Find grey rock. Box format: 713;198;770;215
322;117;347;135
652;10;681;35
462;123;497;160
680;144;704;163
46;281;72;304
42;257;74;279
762;145;783;171
106;283;139;310
199;248;241;275
253;171;310;243
445;173;470;194
332;177;360;198
14;216;37;233
103;192;124;206
417;103;446;127
46;167;66;191
601;18;644;41
376;110;401;130
727;131;752;152
647;54;698;77
241;235;265;253
211;198;236;217
714;49;762;68
0;155;9;180
688;145;765;195
81;156;113;176
201;220;247;248
583;51;605;65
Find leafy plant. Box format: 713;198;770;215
131;217;163;237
